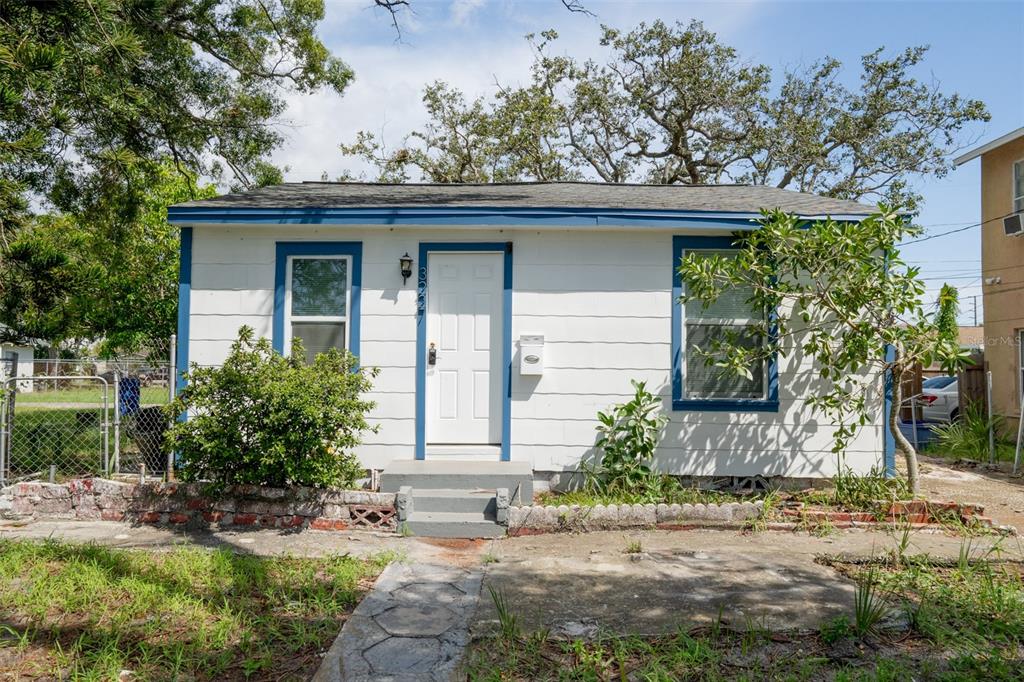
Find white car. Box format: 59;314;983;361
919;376;959;422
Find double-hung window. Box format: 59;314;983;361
672;236;778;411
1014;160;1024;214
274;242;362;365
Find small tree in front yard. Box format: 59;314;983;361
677;207;968;494
166;327;378;490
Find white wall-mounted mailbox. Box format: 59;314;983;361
519;333;545;375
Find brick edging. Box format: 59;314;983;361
2;478;397;532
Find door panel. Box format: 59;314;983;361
426;252;503;445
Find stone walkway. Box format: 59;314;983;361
313;562;483;682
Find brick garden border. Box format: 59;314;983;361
1;478;397;532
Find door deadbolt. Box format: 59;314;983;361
428;342;437;366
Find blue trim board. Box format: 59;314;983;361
272;242;363;359
168;204;873;228
671;235;780;412
415;242;514;462
883;345;896;477
175;227;192;397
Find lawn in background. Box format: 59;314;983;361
0;540;394;680
15;385;170;405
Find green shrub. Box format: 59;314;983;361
166;327;378;490
585;379;668;499
930;400;1012;461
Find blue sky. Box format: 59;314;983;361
272;0;1024;324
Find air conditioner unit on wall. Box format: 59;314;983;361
1004;213;1024;237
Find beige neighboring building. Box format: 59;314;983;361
956;127;1024;432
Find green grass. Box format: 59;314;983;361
0;539;393;681
15;385;169;405
464;553;1024;681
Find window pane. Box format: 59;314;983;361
291;259;348;317
684;250;756;321
292;321;346;364
1015;162;1024;211
685;323;765;399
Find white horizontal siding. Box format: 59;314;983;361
187;224;886;477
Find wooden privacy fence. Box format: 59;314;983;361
901;360;986;422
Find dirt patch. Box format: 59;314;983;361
918;456;1024;531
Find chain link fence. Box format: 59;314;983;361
0;359;174;485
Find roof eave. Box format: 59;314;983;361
954;127;1024;166
166;205;874;228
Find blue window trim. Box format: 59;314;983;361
272;242;363;359
415;242;513;461
175;227;192;397
671;235;779;412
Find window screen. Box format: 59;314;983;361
288;257;349;363
683;250;765;400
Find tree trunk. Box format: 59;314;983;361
889;370;920;495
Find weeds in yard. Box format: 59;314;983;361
833;465;909;511
467;553;1024;681
0;539;391;680
819;615;852;644
480;552;499;565
488;586;519;642
623;539;643;554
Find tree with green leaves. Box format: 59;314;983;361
0;0;349;345
935;283;960;349
677;208;970;494
0;161;215;354
1;0;349;233
341;20;988;210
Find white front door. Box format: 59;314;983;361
426;252;503;446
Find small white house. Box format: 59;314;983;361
0;343;35;392
168;182;893;483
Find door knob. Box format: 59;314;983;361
428;342;437;366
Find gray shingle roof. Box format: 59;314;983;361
172;181;875;217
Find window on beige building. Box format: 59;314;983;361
1015;160;1024;213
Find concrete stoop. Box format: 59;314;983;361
381;461;533;539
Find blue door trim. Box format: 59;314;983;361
883;345;896;476
416;242;513;461
272;242;363;359
671;235;780;412
175;227;193;397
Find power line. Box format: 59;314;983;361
900;210;1019;246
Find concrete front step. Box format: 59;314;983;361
413;488;496;514
381;460;533;502
404;511;505;539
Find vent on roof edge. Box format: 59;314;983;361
1004;213;1024;237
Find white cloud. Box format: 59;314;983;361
270;0;769;181
450;0;486;26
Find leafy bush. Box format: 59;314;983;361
584;380;668;499
166;327;378;490
930;400;1012;461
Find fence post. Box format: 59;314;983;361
910;396;919;451
113;369;121;474
101;377;109;477
986;370;995;465
167;334;176;482
1014;391;1024;475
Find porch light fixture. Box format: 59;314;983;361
399;252;413;284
